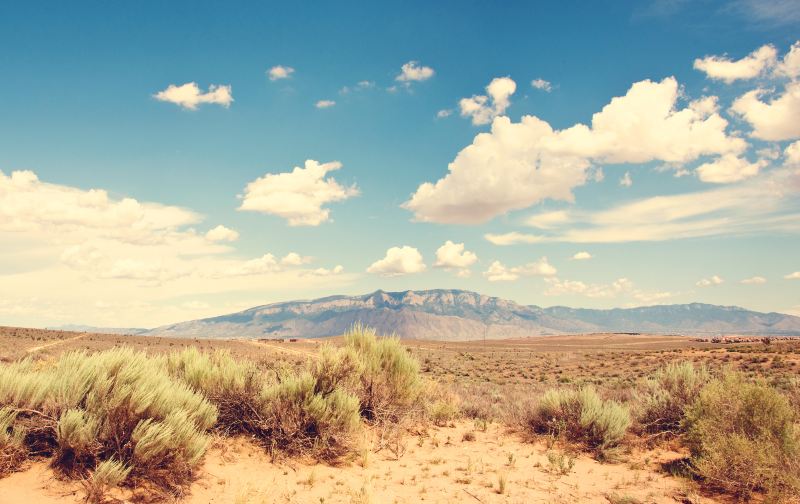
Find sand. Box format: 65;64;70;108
0;421;719;504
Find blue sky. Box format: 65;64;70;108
1;0;799;328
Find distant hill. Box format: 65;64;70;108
145;289;800;340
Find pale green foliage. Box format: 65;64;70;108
635;361;709;437
528;386;631;453
0;406;26;475
164;348;263;431
85;459;131;503
685;371;800;499
0;347;217;492
343;323;423;423
259;369;361;460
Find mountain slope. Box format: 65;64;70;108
146;289;800;340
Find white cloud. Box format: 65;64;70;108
367;246;426;276
693;44;777;83
436;109;452;118
238;160;358;226
531;78;553;92
572;251;592;260
405;77;746;224
502;164;800;243
434;241;477;277
0;169;354;326
786;271;800;280
482;258;556;282
484;231;541;246
741;276;767;284
619;171;633;187
730;81;800;141
544;276;673;304
695;154;768;184
153;82;233;110
786;141;800;165
775;41;800;79
280;252;312;266
696;275;724;287
316;100;336;109
268;65;295;81
303;265;344;277
459;77;517;126
395;61;434;83
205;225;239;242
524;210;571;229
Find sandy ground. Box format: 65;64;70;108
0;421;717;504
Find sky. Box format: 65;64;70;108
1;0;799;328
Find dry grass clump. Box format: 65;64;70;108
684;371;800;500
165;348;264;433
0;406;26;476
343;324;423;424
634;361;709;438
526;386;631;455
259;369;361;460
0;348;217;496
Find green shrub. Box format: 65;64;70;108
84;459;130;504
0;406;26;476
164;348;263;433
684;371;800;499
343;324;422;423
635;361;709;437
0;348;217;495
527;386;631;453
259;370;361;460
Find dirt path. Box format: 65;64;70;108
26;333;88;354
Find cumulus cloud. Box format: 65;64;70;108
695;154;767;183
395;61;434;83
0;170;352;327
367;246;426;276
405;77;746;224
693;44;777;83
544;276;673;304
238;160;358;226
459;77;517;125
482;258;556;282
434;241;477;277
619;171;633;187
786;141;800;165
484;232;541;246
153;82;233;110
696;275;724;287
488;164;800;243
776;41;800;79
741;276;767;284
730;81;800;141
572;251;592;260
436;109;452;118
531;78;553;92
205;225;239;242
316;100;336;108
268;65;295;81
280;252;312;266
786;271;800;280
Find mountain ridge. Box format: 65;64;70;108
145;289;800;340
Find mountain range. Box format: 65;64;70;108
144;289;800;340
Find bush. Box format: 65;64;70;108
0;406;26;476
343;324;423;423
0;348;217;495
527;386;631;453
635;361;709;437
164;348;264;433
684;371;800;499
259;370;361;460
